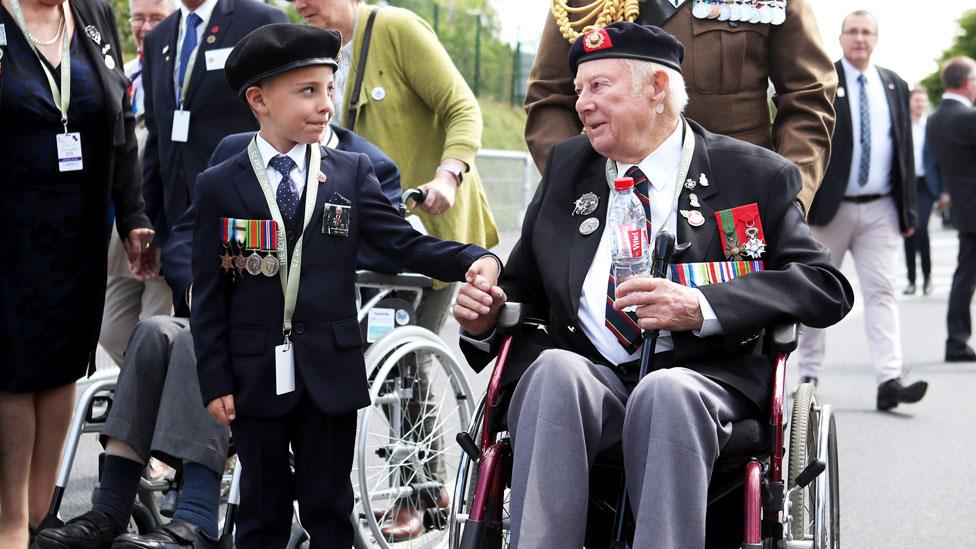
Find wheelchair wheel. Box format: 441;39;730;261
787;384;840;548
353;327;475;548
448;395;511;549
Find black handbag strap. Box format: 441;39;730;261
346;7;380;132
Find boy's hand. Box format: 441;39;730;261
208;394;236;425
454;256;506;337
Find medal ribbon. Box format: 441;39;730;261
9;0;71;132
718;209;740;257
247;219;259;250
246;136;321;341
220;217;234;245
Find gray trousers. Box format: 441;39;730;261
100;316;230;474
507;349;751;549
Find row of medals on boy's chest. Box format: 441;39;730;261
219;218;283;279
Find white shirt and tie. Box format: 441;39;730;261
577;122;721;366
255;134;307;198
174;0;218;104
840;57;894;197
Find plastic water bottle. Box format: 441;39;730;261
609;177;651;285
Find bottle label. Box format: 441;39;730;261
617;224;647;258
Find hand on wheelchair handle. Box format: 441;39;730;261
207;394;236;425
414;178;456;215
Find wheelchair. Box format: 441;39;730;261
448;303;840;549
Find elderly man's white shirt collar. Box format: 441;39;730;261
255;134;308;196
614;120;683;190
942;92;974;107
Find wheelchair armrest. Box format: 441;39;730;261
769;321;799;355
496;302;546;335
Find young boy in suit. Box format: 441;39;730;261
189;24;502;549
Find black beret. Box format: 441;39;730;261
225;23;341;98
568;21;684;75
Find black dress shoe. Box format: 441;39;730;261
877;378;928;411
32;511;121;549
111;520;216;549
945;347;976;362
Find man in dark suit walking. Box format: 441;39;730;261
141;0;287;250
927;56;976;361
800;10;927;411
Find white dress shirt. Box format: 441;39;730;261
911;116;926;178
255;133;308;197
942;92;974;108
841;58;895;197
174;0;218;100
577;122;721;366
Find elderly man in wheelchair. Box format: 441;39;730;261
453;22;853;548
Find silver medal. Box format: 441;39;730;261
85;25;101;45
572;192;599;216
605;158;618;188
245;252;262;275
692;1;711;18
684;178;697;190
104;54;115;70
771;3;786;25
742;225;766;259
261;254;280;277
579;217;600;235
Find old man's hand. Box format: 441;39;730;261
453;256;507;337
613;277;704;332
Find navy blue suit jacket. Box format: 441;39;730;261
141;0;287;245
162;127;403;315
190;145;489;417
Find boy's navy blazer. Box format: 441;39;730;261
190;145;489;418
141;0;288;245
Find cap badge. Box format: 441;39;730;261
582;28;612;52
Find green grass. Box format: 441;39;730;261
480;97;528;151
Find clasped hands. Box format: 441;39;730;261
123;228;161;281
454;273;704;335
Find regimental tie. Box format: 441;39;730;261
270;155;299;220
857;73;871;186
605;165;653;353
176;12;202;96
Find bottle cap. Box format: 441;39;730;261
613;177;635;191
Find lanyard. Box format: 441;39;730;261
9;0;71;132
174;13;202;107
607;118;696;242
246;137;321;341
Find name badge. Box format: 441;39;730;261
0;24;7;47
56;132;84;172
204;47;232;71
322;203;351;237
171;109;190;142
275;343;296;395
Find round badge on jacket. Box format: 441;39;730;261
371;86;386;101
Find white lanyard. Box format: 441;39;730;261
607;118;696;241
246;137;322;341
9;0;71;132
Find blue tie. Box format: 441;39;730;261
270;155;299;220
857;73;871;187
176;13;202;98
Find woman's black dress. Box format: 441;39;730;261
1;7;111;392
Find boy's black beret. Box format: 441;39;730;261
226;23;341;97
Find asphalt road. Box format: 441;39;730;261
59;221;975;547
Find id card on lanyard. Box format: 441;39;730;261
172;20;200;143
246;137;322;395
9;0;81;171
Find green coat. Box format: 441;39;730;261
342;3;499;253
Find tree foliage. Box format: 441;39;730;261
921;10;976;104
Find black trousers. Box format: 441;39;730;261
231;394;357;549
903;177;937;284
947;231;976;352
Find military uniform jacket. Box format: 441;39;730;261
461;121;853;411
191;146;488;418
523;0;837;213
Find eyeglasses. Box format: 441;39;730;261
842;29;877;37
129;15;167;26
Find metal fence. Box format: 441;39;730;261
475;149;540;233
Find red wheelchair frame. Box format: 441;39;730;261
449;303;837;549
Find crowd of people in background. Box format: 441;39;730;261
0;0;975;548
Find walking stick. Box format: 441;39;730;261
611;231;676;547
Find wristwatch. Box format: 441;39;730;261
436;163;464;186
